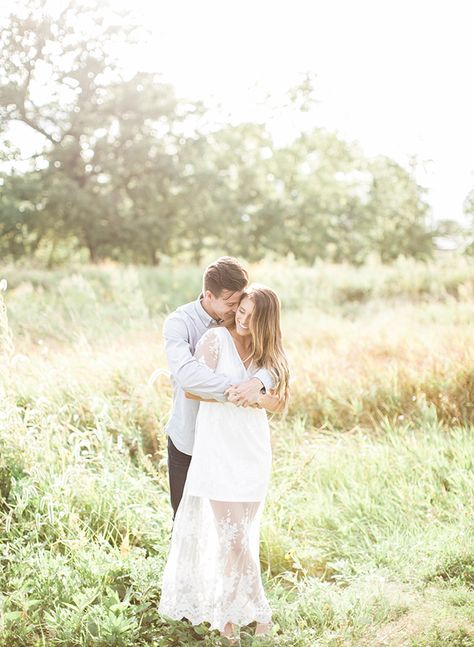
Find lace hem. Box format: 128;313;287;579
158;601;272;632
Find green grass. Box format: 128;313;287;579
0;258;473;645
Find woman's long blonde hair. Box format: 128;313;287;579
242;284;290;410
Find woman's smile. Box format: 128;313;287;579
235;297;254;334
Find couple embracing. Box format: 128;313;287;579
158;256;290;643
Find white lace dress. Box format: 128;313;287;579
158;326;273;632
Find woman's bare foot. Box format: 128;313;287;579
255;621;272;636
222;621;240;643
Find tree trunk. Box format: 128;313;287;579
84;230;98;263
149;248;160;266
88;243;98;263
46;238;57;269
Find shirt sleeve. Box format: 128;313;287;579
163;315;231;402
254;367;274;392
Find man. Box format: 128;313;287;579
163;256;273;519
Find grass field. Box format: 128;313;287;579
0;257;474;646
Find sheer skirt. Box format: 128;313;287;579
158;484;272;632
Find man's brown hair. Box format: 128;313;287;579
203;257;248;297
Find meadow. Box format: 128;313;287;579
0;256;474;646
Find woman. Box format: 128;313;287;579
158;284;290;643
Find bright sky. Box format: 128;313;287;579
5;0;474;224
125;0;474;224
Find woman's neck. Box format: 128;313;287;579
227;325;252;354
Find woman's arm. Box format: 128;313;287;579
185;388;286;412
184;392;219;403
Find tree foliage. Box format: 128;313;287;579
0;0;436;265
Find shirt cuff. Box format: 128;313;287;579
254;369;272;393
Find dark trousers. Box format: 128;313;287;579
167;436;192;519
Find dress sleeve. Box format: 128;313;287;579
194;328;220;371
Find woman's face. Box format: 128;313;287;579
235;296;255;337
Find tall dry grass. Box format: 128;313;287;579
0;259;473;645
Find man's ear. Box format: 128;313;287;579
203;289;213;301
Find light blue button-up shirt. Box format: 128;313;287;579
162;296;273;455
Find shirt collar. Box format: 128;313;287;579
195;293;221;327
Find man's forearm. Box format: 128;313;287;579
174;361;231;402
256;391;284;413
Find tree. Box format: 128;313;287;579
461;188;474;255
0;171;45;259
0;8;436;267
268;129;372;263
199;122;276;261
366;157;433;262
0;0;182;263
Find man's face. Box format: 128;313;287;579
206;288;244;324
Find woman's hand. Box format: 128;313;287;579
225;377;264;407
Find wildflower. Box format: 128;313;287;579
10;354;30;369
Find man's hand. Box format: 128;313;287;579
225;377;264;407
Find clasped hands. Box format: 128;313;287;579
225;377;263;408
185;377;263;407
